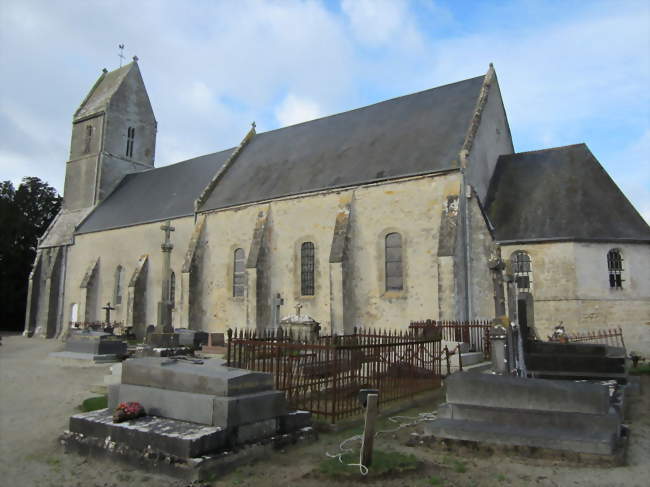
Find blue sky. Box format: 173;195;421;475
1;0;648;222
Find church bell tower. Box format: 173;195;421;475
63;57;157;210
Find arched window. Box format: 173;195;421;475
301;242;315;296
385;232;403;291
607;249;624;288
126;126;135;158
113;266;123;305
511;251;532;292
233;249;245;297
83;125;93;154
169;271;176;305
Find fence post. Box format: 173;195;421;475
227;328;233;366
360;393;379;467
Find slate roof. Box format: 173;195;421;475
199;75;485;211
485;144;650;243
76;148;234;234
74;62;134;120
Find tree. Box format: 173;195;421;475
0;177;62;331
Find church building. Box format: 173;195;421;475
24;60;650;355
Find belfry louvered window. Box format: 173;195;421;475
607;249;624;288
233;249;246;297
83;125;93;154
511;251;532;292
385;232;403;291
301;242;315;296
126;126;135;158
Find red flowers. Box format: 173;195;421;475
113;401;145;423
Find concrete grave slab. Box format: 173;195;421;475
445;372;610;414
113;384;286;427
69;409;227;458
121;357;273;396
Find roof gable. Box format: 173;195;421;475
485;144;650;243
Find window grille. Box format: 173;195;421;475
301;242;315;296
126;126;135;158
511;251;532;292
607;249;624;288
385;232;403;291
233;249;246;297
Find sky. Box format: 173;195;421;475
1;0;648;222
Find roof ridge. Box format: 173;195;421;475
502;143;587;158
255;74;485;136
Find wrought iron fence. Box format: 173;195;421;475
409;319;491;359
226;327;443;423
564;327;626;350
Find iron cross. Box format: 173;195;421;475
102;302;116;323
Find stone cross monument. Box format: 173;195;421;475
156;221;175;334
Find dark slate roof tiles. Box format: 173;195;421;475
485;144;650;243
198;75;485;211
76;148;234;234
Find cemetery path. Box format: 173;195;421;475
1;333;648;487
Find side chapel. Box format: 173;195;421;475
24;60;650;354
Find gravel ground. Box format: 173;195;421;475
1;333;648;487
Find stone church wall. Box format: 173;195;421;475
501;241;650;355
195;171;468;334
63;216;195;331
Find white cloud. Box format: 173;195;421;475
342;0;409;46
275;94;323;127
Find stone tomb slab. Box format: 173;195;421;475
69;409;226;458
64;331;127;356
424;417;620;456
122;357;273;396
445;372;610;414
113;384;287;427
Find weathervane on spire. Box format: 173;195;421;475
118;44;125;67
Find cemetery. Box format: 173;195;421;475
2;299;649;486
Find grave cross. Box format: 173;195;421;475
102;302;116;323
160;221;175;252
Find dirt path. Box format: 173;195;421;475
1;333;648;487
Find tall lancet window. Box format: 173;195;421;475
233;249;246;297
385;232;403;291
113;265;123;305
126;126;135;158
511;251;532;292
301;242;315;296
607;249;624;288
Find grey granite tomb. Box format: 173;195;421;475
50;330;127;363
421;372;627;461
61;357;313;480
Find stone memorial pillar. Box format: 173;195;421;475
490;319;508;374
149;221;179;348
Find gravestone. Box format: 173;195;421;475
525;340;628;383
175;328;209;349
50;330;127;363
421;373;627;461
62;357;314;479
